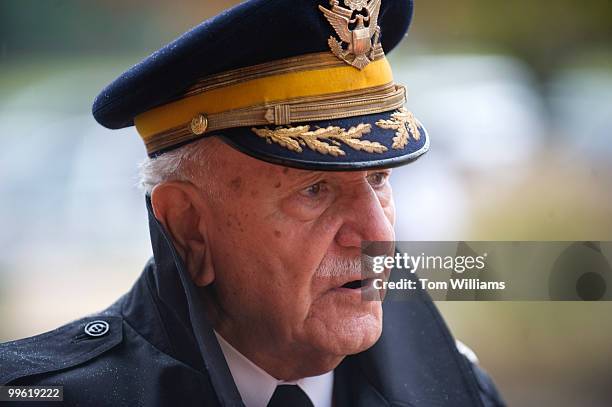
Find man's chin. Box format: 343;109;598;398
332;314;383;355
305;303;383;357
295;321;382;379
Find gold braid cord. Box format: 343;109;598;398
375;108;421;150
252;123;388;157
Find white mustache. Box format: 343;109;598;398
314;256;376;278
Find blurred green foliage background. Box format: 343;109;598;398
1;1;611;406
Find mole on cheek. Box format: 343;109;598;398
274;230;282;238
229;177;242;191
274;182;281;188
250;190;259;197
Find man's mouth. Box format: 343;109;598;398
331;277;382;300
318;255;390;296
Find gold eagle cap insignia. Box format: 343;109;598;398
319;0;383;70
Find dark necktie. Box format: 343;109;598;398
267;384;314;407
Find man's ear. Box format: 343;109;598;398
150;181;215;287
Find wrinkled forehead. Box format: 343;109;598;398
181;137;394;201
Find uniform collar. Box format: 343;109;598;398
140;195;244;405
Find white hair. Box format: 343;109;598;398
138;137;220;195
315;256;362;277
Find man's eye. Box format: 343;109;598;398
300;181;327;198
367;172;389;188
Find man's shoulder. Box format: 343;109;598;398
0;312;215;406
0;290;218;406
0;315;124;385
455;340;506;407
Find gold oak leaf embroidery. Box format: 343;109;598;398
375;108;421;150
252;123;388;156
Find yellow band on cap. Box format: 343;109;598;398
134;56;393;140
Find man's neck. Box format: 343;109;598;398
201;290;343;381
215;331;334;407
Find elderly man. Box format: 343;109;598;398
1;0;504;406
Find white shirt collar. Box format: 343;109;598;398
215;331;334;407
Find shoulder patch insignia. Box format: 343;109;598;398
0;316;123;385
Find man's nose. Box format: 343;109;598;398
334;183;395;249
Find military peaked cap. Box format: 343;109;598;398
92;0;429;170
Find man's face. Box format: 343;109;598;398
198;141;396;376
